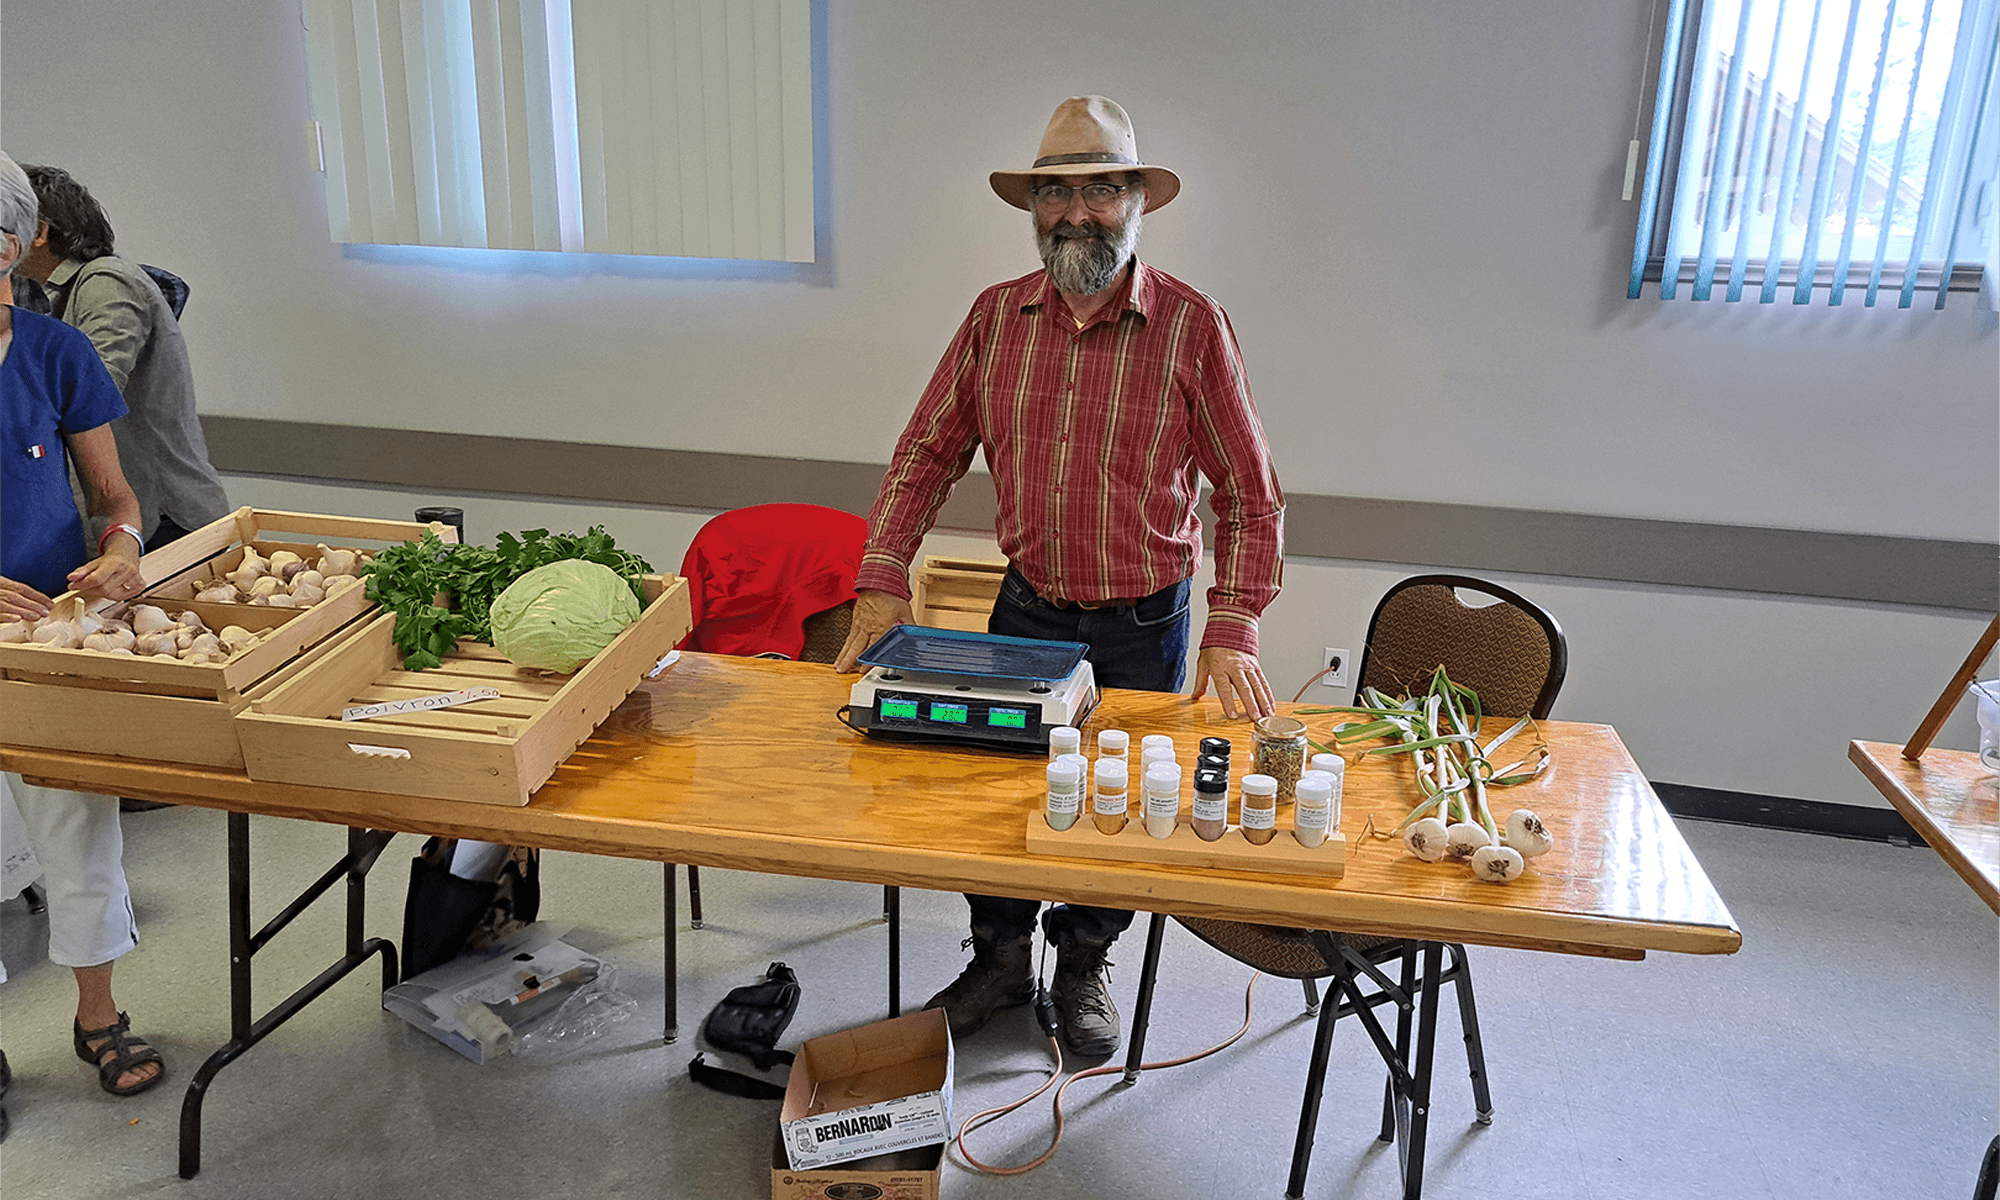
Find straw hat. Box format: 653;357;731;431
989;96;1181;213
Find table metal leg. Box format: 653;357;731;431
885;885;901;1018
1389;942;1444;1200
1975;1134;1999;1200
178;816;398;1179
663;863;680;1043
1122;913;1168;1084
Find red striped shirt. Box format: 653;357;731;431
856;261;1284;655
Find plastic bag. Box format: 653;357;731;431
510;962;639;1060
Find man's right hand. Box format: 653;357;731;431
0;576;54;622
833;588;915;673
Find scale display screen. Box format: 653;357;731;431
870;691;1044;744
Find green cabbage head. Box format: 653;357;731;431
489;559;642;672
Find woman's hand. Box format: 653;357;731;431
0;576;54;621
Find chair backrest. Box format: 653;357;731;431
1353;574;1567;719
676;504;866;660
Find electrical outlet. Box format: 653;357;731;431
1321;647;1349;690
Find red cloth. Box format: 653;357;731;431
676;504;866;659
854;261;1284;656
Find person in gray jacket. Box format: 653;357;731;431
19;163;229;549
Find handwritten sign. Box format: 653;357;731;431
342;687;501;722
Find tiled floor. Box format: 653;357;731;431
0;808;1992;1200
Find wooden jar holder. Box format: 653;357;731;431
1024;811;1345;878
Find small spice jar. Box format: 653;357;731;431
1049;726;1082;760
1252;716;1308;803
1191;769;1229;841
1199;736;1232;763
1308;753;1345;830
1092;759;1129;835
1293;773;1333;848
1239;773;1279;844
1045;758;1083;831
1140;734;1175;757
1143;763;1181;839
1140;744;1177;777
1097;729;1130;768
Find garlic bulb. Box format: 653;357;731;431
0;621;29;643
268;550;303;576
1470;844;1526;883
176;610;209;631
322;574;360;594
264;593;299;608
31;622;84;649
133;631;178;656
1444;822;1489;861
1502;809;1555;859
1404;817;1450;862
83;627;137;653
226;546;269;591
247;576;283;600
195;585;238;604
292;569;324;592
186;633;223;658
130;604;175;635
319;547;359;577
289;583;326;607
218;625;257;651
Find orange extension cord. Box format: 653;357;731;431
951;971;1264;1176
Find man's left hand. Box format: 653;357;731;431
67;546;145;603
1190;647;1275;720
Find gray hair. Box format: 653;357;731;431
0;151;38;278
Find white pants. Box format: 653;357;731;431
0;773;137;983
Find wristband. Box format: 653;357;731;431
98;523;144;554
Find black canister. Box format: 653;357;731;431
414;506;466;544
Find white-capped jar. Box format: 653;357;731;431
1293;773;1333;848
1143;762;1181;839
1307;753;1345;830
1092;759;1129;835
1049;726;1082;760
1140;734;1175;756
1139;744;1177;777
1097;729;1130;767
1045;758;1084;831
1239;773;1279;845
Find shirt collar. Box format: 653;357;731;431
46;259;83;290
1023;258;1151;327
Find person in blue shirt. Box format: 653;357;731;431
0;150;165;1133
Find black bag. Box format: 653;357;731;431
689;962;800;1100
399;837;541;982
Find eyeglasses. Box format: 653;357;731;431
1031;182;1130;213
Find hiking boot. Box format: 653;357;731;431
1049;929;1120;1058
923;926;1035;1039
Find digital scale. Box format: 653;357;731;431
844;626;1098;753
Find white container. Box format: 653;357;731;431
1049;726;1082;760
1092;758;1129;834
1140;734;1175;755
1972;680;2000;772
1293;774;1333;848
1239;772;1278;845
1140;744;1177;775
1045;758;1083;831
1097;729;1129;765
1307;753;1346;827
1143;763;1181;839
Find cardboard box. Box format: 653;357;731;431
382;923;602;1064
771;1137;943;1200
779;1010;953;1172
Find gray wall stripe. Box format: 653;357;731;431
201;416;1995;612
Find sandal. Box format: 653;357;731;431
73;1013;166;1097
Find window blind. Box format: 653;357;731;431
1630;0;1999;307
304;0;814;261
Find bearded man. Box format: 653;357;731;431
833;96;1286;1058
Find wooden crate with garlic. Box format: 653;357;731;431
0;508;454;769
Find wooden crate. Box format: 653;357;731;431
912;556;1007;631
0;508;453;768
236;575;693;806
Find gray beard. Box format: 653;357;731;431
1035;207;1142;295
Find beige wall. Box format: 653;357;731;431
4;0;1994;806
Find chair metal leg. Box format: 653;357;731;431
1387;942;1445;1200
1382;943;1418;1142
687;864;704;929
1444;943;1493;1122
1122;913;1169;1084
1301;975;1321;1016
1284;961;1350;1199
21;882;45;914
662;864;679;1043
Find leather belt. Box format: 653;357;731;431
1043;594;1139;611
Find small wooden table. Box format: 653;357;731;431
1850;740;1999;1200
1849;741;1999;912
4;653;1741;1189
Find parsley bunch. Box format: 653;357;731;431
363;526;654;670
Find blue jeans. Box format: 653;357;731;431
965;568;1191;942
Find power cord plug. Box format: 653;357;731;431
1034;983;1062;1038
